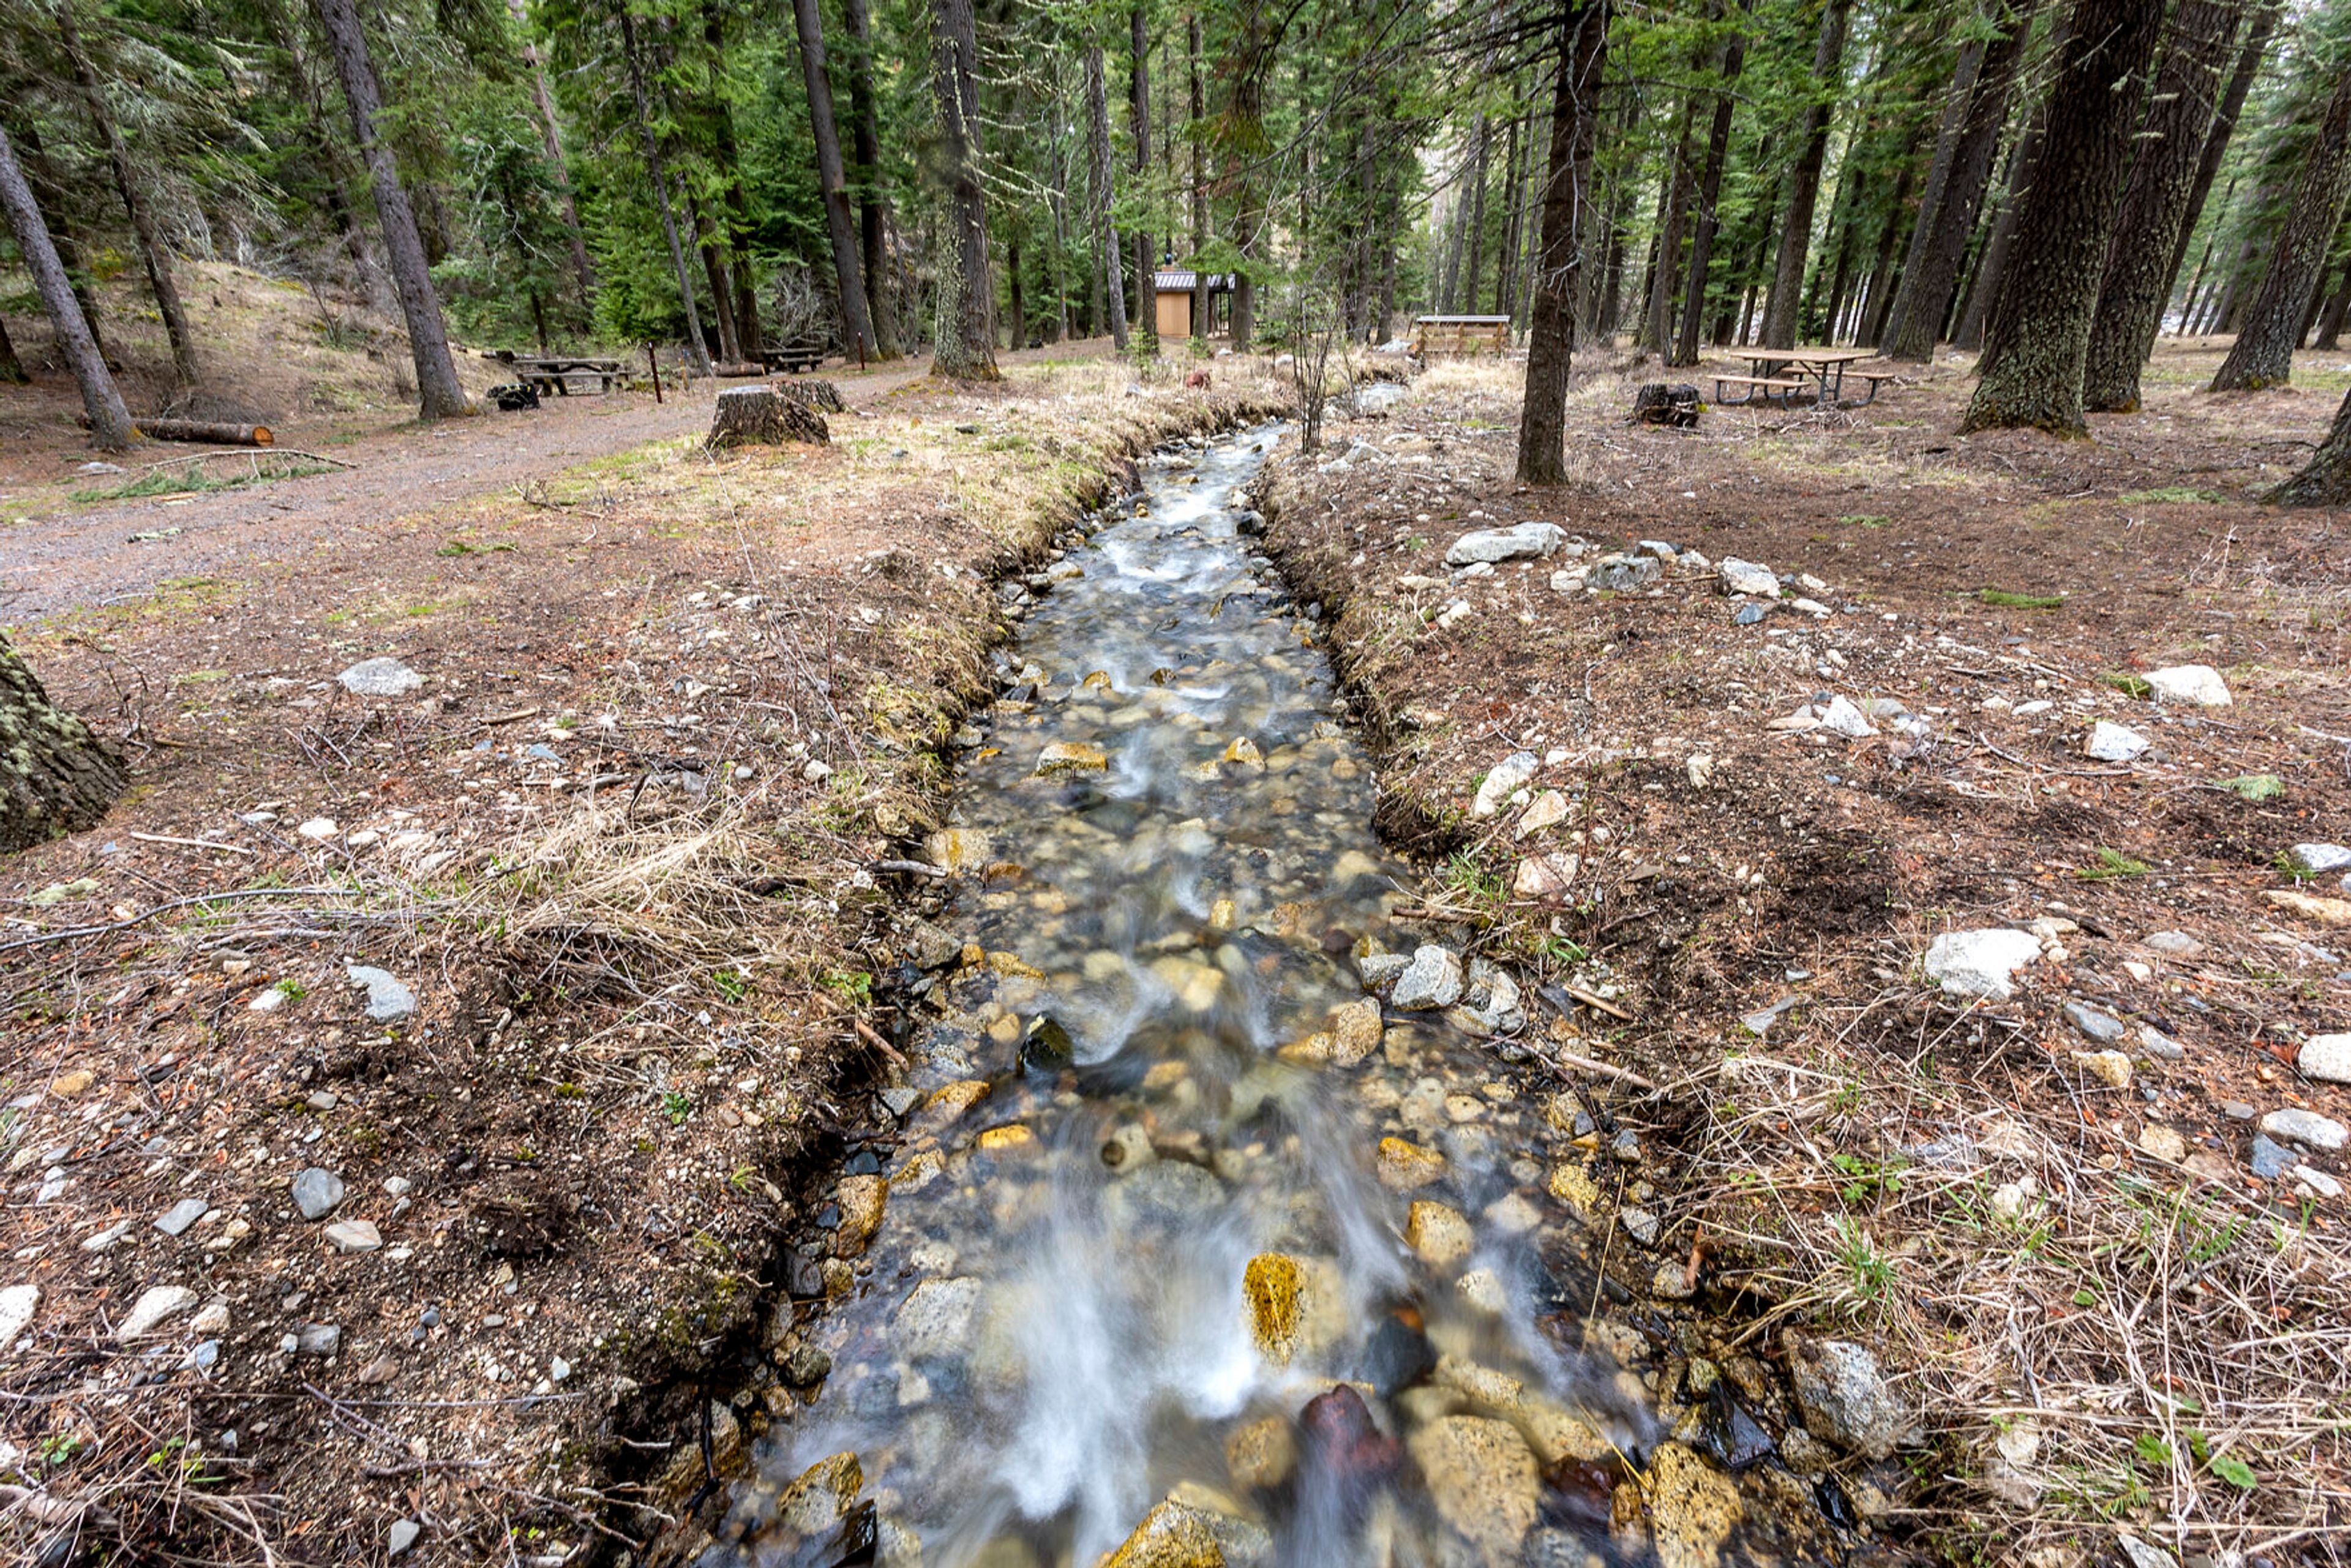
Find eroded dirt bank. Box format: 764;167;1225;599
0;356;1291;1564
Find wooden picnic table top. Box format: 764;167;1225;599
1745;347;1864;364
485;351;623;372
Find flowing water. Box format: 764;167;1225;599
697;423;1767;1568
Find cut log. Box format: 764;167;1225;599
712;361;768;378
776;377;846;413
141;419;273;446
1;633;127;852
708;386;828;448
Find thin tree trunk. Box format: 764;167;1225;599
1761;0;1853;348
2312;250;2351;350
0;313;24;383
1087;45;1129;350
1131;5;1158;353
618;7;710;377
2271;383;2351;502
1880;27;1987;358
793;0;879;362
0;124;133;448
2080;1;2244;410
2168;1;2279;302
312;0;468;415
1885;1;2034;361
56;0;199;388
2;113;109;365
1673;8;1750;367
1189;13;1208;345
2211;72;2351;391
929;0;997;378
1643;94;1698;353
691;197;741;364
1858;157;1920;345
1952;9;2064;354
1963;0;2164;433
508;0;594;312
1516;0;1608;487
1494;111;1523;317
842;0;900;356
1464;121;1493;317
0;634;129;852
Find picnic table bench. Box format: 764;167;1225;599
757;339;830;374
1713;350;1902;408
484;351;622;396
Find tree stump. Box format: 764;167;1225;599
708;386;828;448
1;634;127;852
1630;383;1701;427
776;377;846;413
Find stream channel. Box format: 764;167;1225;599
696;422;1784;1568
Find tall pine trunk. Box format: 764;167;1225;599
0;634;129;852
1880;28;1987;357
842;0;901;356
1131;6;1158;355
1884;2;2033;361
2271;384;2351;503
2081;0;2243;410
2168;1;2278;299
1642;94;1697;353
311;0;469;417
1190;13;1209;347
619;7;711;376
0;314;24;383
56;0;199;388
1761;0;1852;348
2210;70;2351;391
0;123;135;449
793;0;880;362
1962;0;2164;434
508;0;595;313
1673;8;1749;367
1515;0;1608;487
1087;45;1129;350
930;0;998;378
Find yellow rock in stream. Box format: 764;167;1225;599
776;1451;863;1539
984;951;1045;980
1036;741;1109;775
977;1125;1038;1154
1327;999;1383;1067
1241;1253;1344;1365
1375;1136;1447;1190
1222;737;1264;767
1408;1416;1539;1566
1547;1161;1600;1216
1645;1442;1743;1568
912;1080;991;1133
1103;1499;1224;1568
1209;898;1237;931
833;1174;887;1259
1082;670;1114;691
925;827;992;874
1224;1416;1297;1490
1405;1201;1475;1270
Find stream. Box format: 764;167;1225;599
694;423;1768;1568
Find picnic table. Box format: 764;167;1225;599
757;339;830;374
483;351;622;396
1710;348;1899;408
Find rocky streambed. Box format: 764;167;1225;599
669;424;1854;1567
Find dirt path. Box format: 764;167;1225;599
0;344;1115;627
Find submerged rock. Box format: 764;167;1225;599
1242;1252;1343;1364
1102;1499;1226;1568
1374;1136;1447;1190
1036;741;1110;775
1645;1442;1743;1568
1408;1415;1539;1564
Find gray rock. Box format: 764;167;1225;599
1637;539;1680;561
295;1322;342;1357
1619;1207;1660;1247
2138;1025;2185;1061
1817;696;1877;740
2248;1135;2295;1180
291;1167;346;1221
1718;557;1780;598
2083;721;2148;763
1444;522;1565;566
2145;664;2231;707
337;658;424;698
2298;1033;2351;1084
893;1277;983;1362
1734;602;1771;626
118;1285;199;1340
389;1520;422;1558
1391;945;1465;1010
2259;1108;2349;1151
1471;752;1540;817
1102;1160;1226;1230
1785;1335;1910;1459
905;918;961;970
2285;844;2351;876
0;1284;38;1346
878;1086;924;1119
2143;931;2202;958
2063;1002;2126;1045
1923;928;2044;1001
155;1198;211;1237
345;964;416;1023
1588;553;1661;592
324;1220;382;1253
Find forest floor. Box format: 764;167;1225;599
0;332;1292;1564
1256;337;2351;1563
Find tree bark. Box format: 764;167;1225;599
841;0;900;356
1884;2;2034;361
1963;0;2164;434
2271;384;2351;503
1515;0;1608;487
0;313;24;383
793;0;879;362
2078;1;2244;410
618;6;711;377
1189;12;1209;345
1952;9;2072;354
311;0;469;417
56;0;200;388
0;634;128;852
929;0;997;378
2312;250;2351;351
1880;27;1987;356
1761;0;1853;349
1642;94;1698;353
507;0;595;312
2210;72;2351;391
2167;1;2278;301
1;112;109;365
1087;44;1129;350
0;123;134;449
1673;8;1750;367
1131;5;1159;356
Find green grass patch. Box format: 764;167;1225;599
2103;672;2153;700
2224;774;2285;802
1979;588;2066;610
2076;847;2151;882
72;458;334;504
2118;487;2226;505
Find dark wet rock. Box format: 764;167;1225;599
1355;1312;1435;1397
1021;1014;1076;1075
2064;1001;2126;1045
1297;1384;1404;1532
844;1149;883;1177
1695;1382;1777;1471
